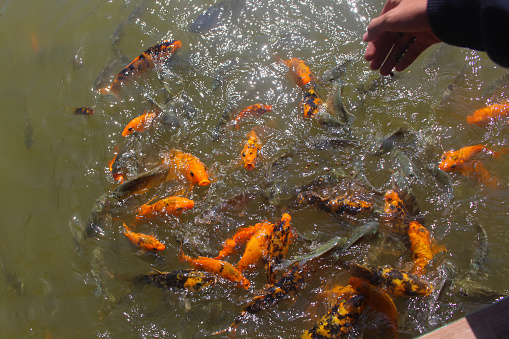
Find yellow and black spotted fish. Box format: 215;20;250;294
301;87;323;119
298;191;373;215
134;268;216;292
302;292;366;338
265;213;296;284
344;261;432;297
213;262;309;336
97;40;182;96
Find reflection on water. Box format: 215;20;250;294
0;0;508;337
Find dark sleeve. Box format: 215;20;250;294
427;0;509;68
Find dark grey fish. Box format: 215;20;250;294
341;221;379;250
211;107;232;141
212;57;240;91
319;59;352;84
468;221;489;279
307;137;358;150
452;279;509;303
111;131;144;182
133;269;215;292
111;0;148;46
189;0;245;34
112;165;173;200
85;193;113;238
282;236;347;267
325;82;350;125
1;258;24;297
374;127;415;156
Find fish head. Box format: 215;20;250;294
261;104;273;113
175;197;195;211
439;150;460;172
187;160;210;186
301;89;323;118
150;240;166;252
241;142;260;171
384;190;402;209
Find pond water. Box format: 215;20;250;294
1;0;508;338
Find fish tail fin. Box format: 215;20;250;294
210;315;242;336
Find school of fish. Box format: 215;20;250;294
77;10;509;336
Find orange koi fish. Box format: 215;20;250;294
122;222;165;252
108;146;122;182
214;224;262;260
73;107;94;115
136;196;194;219
407;221;446;276
161;149;211;187
233;103;272;129
439;144;503;173
266;213;295;283
301;87;323;118
379;190;411;235
349;276;399;338
97;40;182;96
122;110;157;137
466;102;509;126
179;249;250;289
284;57;316;88
241;130;262;171
236;221;275;272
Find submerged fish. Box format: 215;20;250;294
240;130;262;171
211;57;241;91
122;110;157;137
180;248;250;289
133;268;215;292
122;222;165;253
466;102;509;126
1;258;24;297
374;127;415;156
96;40;182;96
452;279;509;303
73;107;95;115
467;221;489;279
189;0;245;33
232;103;272;129
135;196;195;219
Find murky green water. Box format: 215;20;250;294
1;0;508;337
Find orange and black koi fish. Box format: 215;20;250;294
407;221;446;276
122;222;165;253
236;221;275;272
349;276;399;338
136;196;194;219
298;191;373;215
466;102;509;126
73;107;94;115
97;40;182;96
266;213;295;284
344;261;432;297
379;189;411;235
122;110;157;137
232;103;272;129
214;223;262;260
301;87;323;118
179;248;250;289
283;57;316;88
133;268;215;292
213;263;310;336
302;290;365;338
241;130;262;171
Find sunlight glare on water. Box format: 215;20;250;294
0;0;508;338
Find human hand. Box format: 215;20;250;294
364;0;442;75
